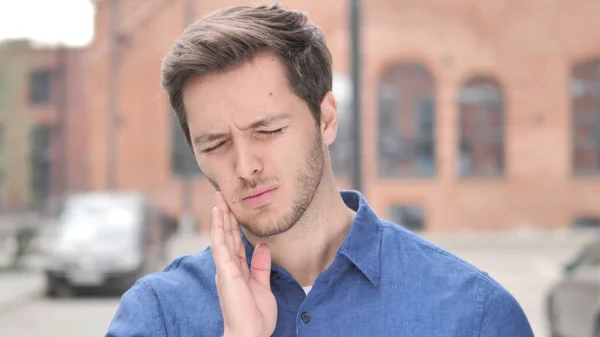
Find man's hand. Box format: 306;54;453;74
211;192;277;337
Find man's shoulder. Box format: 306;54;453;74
135;247;217;300
377;219;503;290
376;220;533;335
106;248;223;336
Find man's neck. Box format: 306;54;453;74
244;172;356;286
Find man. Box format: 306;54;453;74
106;3;533;337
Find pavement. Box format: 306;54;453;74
0;271;44;314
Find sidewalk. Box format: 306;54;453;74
0;271;44;313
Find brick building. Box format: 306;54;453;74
0;40;88;209
85;0;600;233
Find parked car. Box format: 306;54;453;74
546;237;600;337
43;191;166;297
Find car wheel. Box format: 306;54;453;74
45;285;56;298
47;279;76;299
56;283;76;298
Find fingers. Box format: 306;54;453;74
222;207;237;261
230;211;249;279
215;191;230;212
211;207;231;275
215;192;250;279
230;212;242;257
251;243;272;289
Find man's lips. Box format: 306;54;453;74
241;187;278;207
242;187;278;200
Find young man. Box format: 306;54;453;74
107;3;533;337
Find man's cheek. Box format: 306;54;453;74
203;171;220;191
197;163;220;191
207;176;220;191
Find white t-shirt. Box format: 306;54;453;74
302;286;312;295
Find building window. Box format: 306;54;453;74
388;204;425;232
571;59;600;175
378;63;436;178
458;76;505;177
330;73;353;177
31;125;52;206
29;70;52;105
171;112;202;177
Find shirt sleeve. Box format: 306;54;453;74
105;280;167;337
477;280;534;337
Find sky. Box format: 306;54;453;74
0;0;95;46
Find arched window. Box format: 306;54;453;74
378;63;436;178
571;59;600;175
458;77;505;177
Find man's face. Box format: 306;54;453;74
183;52;328;237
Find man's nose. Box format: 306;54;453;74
233;140;262;180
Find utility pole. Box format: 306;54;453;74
179;0;197;234
350;0;363;192
56;45;68;200
107;0;121;190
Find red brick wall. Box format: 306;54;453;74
85;0;600;233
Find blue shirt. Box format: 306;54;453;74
106;190;534;337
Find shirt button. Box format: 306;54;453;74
271;271;280;280
301;312;311;324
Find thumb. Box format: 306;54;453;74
250;243;272;289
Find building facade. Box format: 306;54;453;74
0;40;88;209
85;0;600;233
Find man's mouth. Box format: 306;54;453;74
242;186;278;207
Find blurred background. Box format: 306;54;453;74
0;0;599;336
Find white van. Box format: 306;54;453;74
43;192;165;297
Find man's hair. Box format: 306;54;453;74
161;3;333;145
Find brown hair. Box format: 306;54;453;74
161;2;333;145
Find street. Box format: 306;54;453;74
0;230;595;337
0;296;119;336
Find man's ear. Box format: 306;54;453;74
319;91;339;146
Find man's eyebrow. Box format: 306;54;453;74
244;113;292;129
193;132;228;146
193;113;292;146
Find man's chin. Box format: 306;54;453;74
241;219;293;238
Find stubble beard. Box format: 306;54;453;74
242;134;325;238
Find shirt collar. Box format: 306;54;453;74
337;190;383;286
241;189;383;286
